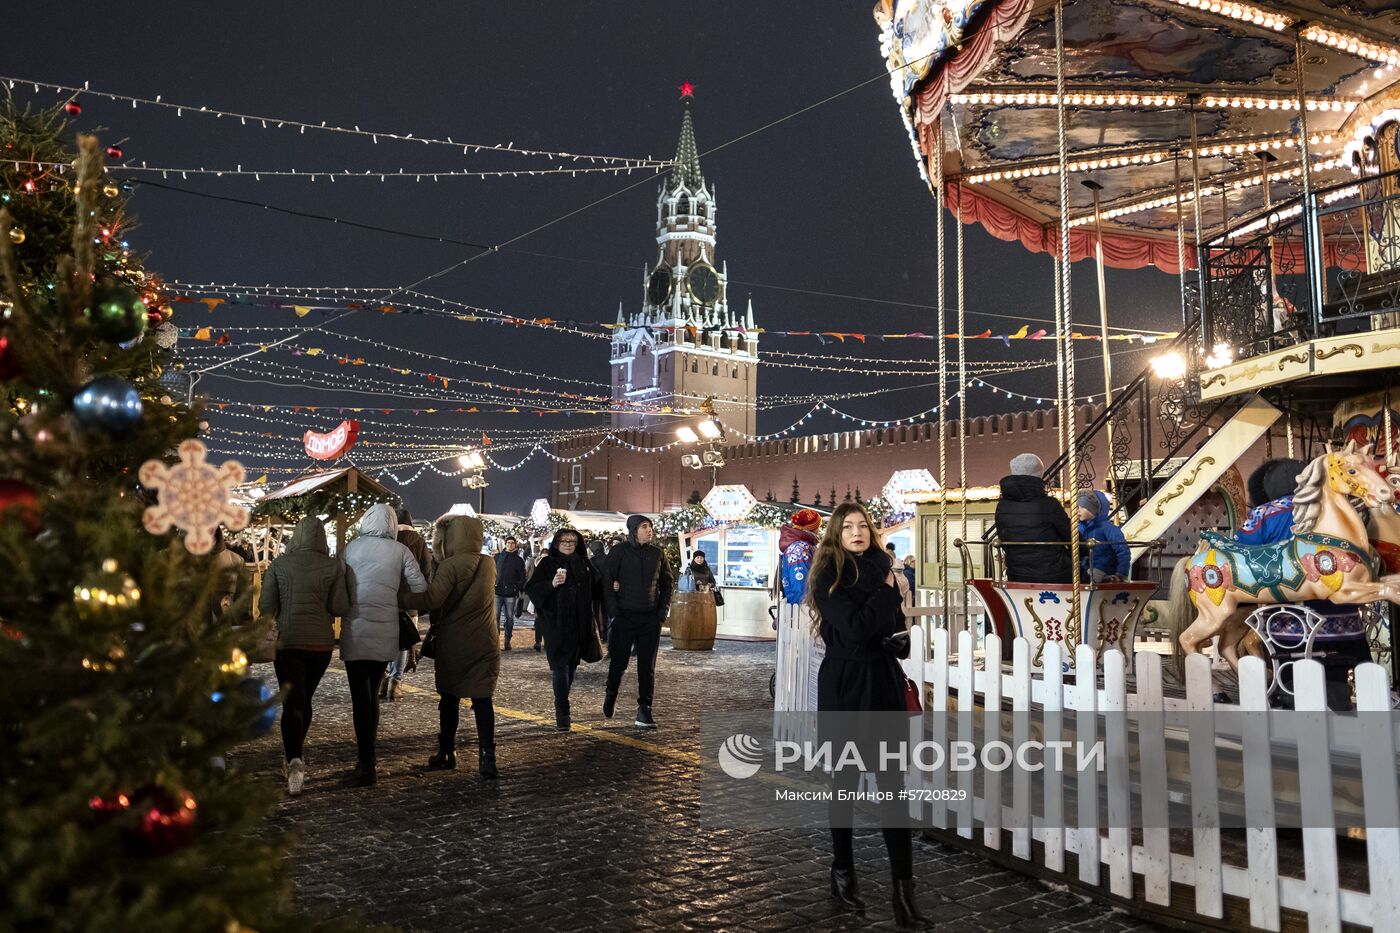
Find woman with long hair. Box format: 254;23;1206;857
805;502;923;928
525;528;600;731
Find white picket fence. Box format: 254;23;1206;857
899;625;1400;933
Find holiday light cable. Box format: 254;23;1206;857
164;280;1181;341
1;75;672;166
183;329;613;390
6;157;669;182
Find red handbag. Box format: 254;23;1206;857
903;676;923;714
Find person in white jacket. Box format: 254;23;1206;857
342;503;428;785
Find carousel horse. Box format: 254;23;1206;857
1166;441;1400;672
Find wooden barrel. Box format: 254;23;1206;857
669;590;717;651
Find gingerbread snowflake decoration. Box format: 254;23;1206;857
139;439;248;555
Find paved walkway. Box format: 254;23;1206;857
236;639;1161;932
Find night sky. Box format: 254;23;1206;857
16;2;1180;519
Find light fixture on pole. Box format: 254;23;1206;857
458;448;489;511
677;397;726;484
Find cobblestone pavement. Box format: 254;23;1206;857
235;633;1162;932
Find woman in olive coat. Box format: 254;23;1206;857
401;514;500;777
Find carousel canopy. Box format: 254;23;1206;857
875;0;1400;271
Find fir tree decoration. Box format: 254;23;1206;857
0;98;352;932
790;475;800;504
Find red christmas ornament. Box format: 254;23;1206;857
129;785;197;855
0;334;20;381
0;479;40;535
65;101;82;115
105;145;123;159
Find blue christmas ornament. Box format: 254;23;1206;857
72;376;143;435
237;677;277;736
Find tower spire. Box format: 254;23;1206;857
672;86;703;192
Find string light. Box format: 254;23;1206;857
1157;0;1291;31
951;87;1356;112
1;75;672;167
963;133;1335;185
1066;157;1345;227
1301;24;1400;67
5;158;666;182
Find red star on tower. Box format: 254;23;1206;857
678;81;696;98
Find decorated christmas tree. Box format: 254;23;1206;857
0;98;340;931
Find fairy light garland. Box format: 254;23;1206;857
2;75;672;167
963;132;1334;184
950;87;1356;112
6;157;666;182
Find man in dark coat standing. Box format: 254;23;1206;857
995;453;1073;584
493;537;527;650
601;515;672;728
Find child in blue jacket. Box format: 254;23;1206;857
1076;490;1130;583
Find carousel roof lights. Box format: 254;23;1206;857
966;133;1332;185
1161;0;1291;31
952;89;1355;112
1301;24;1400;66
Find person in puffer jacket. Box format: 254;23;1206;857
341;503;428;785
258;515;351;796
780;509;822;605
1075;490;1130;583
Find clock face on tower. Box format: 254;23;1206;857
687;263;720;305
647;267;672;307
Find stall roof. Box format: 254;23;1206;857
557;510;634;533
261;466;395;503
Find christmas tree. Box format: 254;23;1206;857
0;98;343;931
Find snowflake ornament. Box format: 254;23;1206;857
139;439;248;555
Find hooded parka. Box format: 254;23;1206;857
402;515;500;698
341;503;428;663
258;515;350;649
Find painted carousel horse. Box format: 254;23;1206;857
1166;441;1400;671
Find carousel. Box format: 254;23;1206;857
776;2;1400;931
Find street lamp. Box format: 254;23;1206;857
1149;350;1188;381
458;448;489;511
677;398;726;485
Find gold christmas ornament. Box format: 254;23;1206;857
7;227;24;244
73;559;141;619
102;183;120;198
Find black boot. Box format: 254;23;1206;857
354;756;376;787
427;745;456;770
554;698;572;732
479;746;498;779
891;879;924;929
829;866;865;910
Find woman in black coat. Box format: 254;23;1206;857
685;550;717;590
806;502;923;929
525;529;599;731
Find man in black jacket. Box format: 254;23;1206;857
995;453;1073;584
493;537;527;650
601;515;672;728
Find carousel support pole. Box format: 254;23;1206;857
1083;179;1115;487
957;179;970;618
1055;0;1083;650
932;119;951;622
1189;100;1208;354
1385;385;1395;468
1294;27;1325;334
1258;150;1279;336
1174;152;1189;334
1053;253;1067;463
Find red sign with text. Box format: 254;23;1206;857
303;420;360;460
